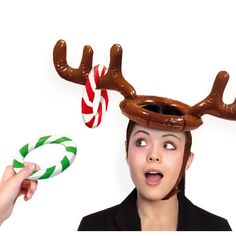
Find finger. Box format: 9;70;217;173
21;179;38;188
24;181;38;201
24;190;35;201
24;162;41;170
20;180;38;196
28;180;38;193
1;165;16;181
21;179;32;189
34;163;41;171
18;177;38;199
24;179;38;192
17;180;30;197
13;163;36;185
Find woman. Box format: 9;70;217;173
52;41;234;230
78;105;231;231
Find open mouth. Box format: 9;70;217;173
144;170;163;186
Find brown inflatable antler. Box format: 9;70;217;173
53;40;236;131
188;71;236;119
53;40;136;99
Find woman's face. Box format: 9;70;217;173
127;124;187;201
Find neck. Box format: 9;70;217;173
137;191;179;231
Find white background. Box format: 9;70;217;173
0;0;236;235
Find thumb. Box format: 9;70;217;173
14;163;35;183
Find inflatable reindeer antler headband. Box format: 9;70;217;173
53;40;236;130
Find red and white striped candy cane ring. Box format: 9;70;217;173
81;64;109;128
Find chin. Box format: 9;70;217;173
137;186;168;201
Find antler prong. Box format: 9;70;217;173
97;44;136;99
109;44;122;71
79;45;93;77
53;39;93;84
188;71;236;120
53;41;136;99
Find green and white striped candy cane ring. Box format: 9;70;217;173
13;135;77;180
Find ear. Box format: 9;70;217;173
125;141;128;162
185;152;194;170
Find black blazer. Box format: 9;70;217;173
78;189;231;231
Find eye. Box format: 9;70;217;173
135;138;147;147
164;142;176;150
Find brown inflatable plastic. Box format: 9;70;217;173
53;40;236;131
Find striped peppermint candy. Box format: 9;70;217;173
82;64;109;128
13;135;77;180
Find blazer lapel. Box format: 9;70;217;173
115;189;141;230
177;192;201;230
114;189;203;231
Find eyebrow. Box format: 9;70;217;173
162;134;181;141
134;130;150;136
133;130;182;141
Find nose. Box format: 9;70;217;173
147;156;160;162
147;149;161;163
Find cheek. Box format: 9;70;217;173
127;148;145;172
164;153;184;176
